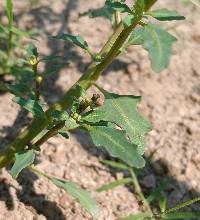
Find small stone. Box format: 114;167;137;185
141;174;156;188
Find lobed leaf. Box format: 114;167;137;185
87;126;145;168
92;89;152;154
129;24;177;72
10;150;35;179
52;178;99;219
146;8;185;21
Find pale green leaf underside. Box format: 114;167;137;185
147;8;185;21
88;126;145;168
10;150;35;179
90;90;152;154
52;178;99;219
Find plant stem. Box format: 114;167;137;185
33;121;65;150
129;168;154;218
0;0;158;169
28;166;51;179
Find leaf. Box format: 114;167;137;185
7;83;34;98
82;109;106;123
12;96;45;119
51;178;99;219
97;177;132;192
6;0;13;28
40;55;61;62
146;8;185;21
87;126;145;168
10;150;35;179
26;44;38;58
133;24;177;73
11;26;33;38
51;110;69;121
51;110;79;130
93;89;152;154
123;15;135;28
107;2;132;14
119;212;152;220
101;160;129;170
126;27;144;45
54;33;89;50
163;212;200;219
88;5;113;21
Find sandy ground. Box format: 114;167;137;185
0;0;200;219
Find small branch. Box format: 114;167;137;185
129;168;154;218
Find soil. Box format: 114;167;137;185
0;0;200;220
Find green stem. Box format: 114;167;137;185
0;0;158;169
7;30;12;58
28;166;51;179
33;121;65;150
129;168;154;217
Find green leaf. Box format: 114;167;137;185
87;126;145;168
107;2;132;14
6;0;13;28
146;8;185;21
11;26;33;38
12;97;45;119
123;15;135;28
119;212;152;220
26;44;38;58
93;89;152;154
97;177;132;192
133;24;177;72
54;33;89;50
51;178;99;219
101;160;129;170
7;83;34;98
82;109;106;123
10;150;35;179
88;5;113;21
126;27;144;45
163;212;200;219
51;110;69;121
51;110;79;130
